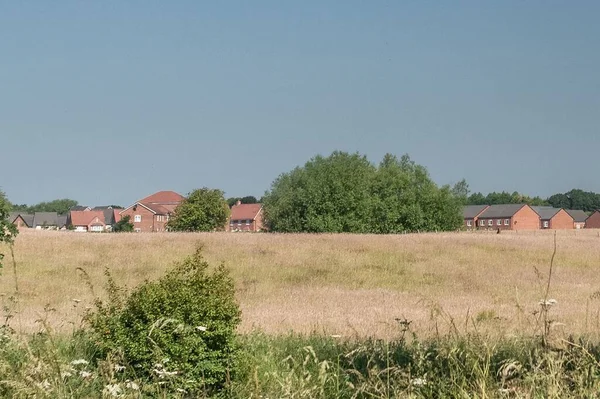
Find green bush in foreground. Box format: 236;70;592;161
85;247;241;395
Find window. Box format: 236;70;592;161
480;220;485;227
543;221;549;228
246;219;250;225
496;219;501;226
134;215;142;223
504;219;509;226
488;219;493;226
157;215;164;222
467;220;472;227
237;220;242;225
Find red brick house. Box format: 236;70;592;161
463;205;489;230
566;209;589;229
476;204;540;231
532;207;574;229
227;202;264;232
68;210;107;232
120;191;185;232
585;210;600;229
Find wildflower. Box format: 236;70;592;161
72;298;82;303
114;364;126;372
196;326;207;332
539;299;558;307
70;359;89;366
79;370;92;379
125;380;140;390
411;377;427;387
61;371;73;378
330;334;342;338
104;383;122;397
177;388;187;393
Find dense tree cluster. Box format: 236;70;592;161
167;188;230;232
262;151;464;233
467;192;548;206
547;189;600;212
0;191;18;271
11;198;79;215
226;196;259;208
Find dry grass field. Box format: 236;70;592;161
1;229;600;339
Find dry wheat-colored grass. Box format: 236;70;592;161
1;229;600;339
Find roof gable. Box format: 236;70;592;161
566;209;589;223
230;203;263;221
70;210;106;226
531;206;562;220
463;205;489;219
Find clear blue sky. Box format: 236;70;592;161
1;1;598;206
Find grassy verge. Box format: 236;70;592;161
2;328;600;398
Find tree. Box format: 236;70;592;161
547;189;600;212
168;188;229;232
466;191;548;206
262;151;463;233
112;215;134;232
451;179;470;205
12;198;79;215
0;191;18;271
226;196;259;207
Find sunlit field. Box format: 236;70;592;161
2;229;600;338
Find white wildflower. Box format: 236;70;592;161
196;326;207;332
539;299;558;307
61;371;73;378
72;298;82;303
79;370;92;379
70;359;89;366
177;388;187;393
114;364;126;372
330;334;342;338
104;383;122;397
411;377;427;387
154;363;163;369
162;357;170;363
125;380;140;390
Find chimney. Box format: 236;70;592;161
236;200;242;206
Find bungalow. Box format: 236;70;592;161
227;201;264;232
8;212;34;229
566;209;589;229
120;191;184;232
531;207;574;229
33;212;61;230
68;210;107;232
585;210;600;229
477;204;540;231
463;205;489;230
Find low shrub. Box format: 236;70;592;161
85;247;241;395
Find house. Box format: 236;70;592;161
463;205;489;230
227;201;264;232
9;213;34;229
566;209;589;229
120;191;184;232
32;212;61;230
476;204;540;230
585;210;600;229
531;207;574;229
70;205;92;211
68;210;107;232
92;206;123;231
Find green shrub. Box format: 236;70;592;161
86;247;241;395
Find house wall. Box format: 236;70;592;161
585;211;600;229
574;222;586;229
512;206;541;230
548;210;574;230
121;205;157;232
476;217;513;230
13;217;29;229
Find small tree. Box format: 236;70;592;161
0;191;18;271
112;215;134;232
168;188;229;232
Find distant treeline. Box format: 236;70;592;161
467;189;600;213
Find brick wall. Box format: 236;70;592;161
549;209;574;229
512;206;540;230
120;205;168;232
585;211;600;228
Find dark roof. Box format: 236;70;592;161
57;215;68;228
463;205;489;219
102;209;116;225
7;212;20;222
531;206;562;220
479;204;529;218
33;212;59;227
70;205;90;211
21;214;34;227
566;209;589;223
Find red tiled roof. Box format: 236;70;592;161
113;209;122;223
142;203;171;215
139;191;184;204
230;204;262;221
70;210;106;226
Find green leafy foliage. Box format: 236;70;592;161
85;248;241;394
227;196;259;207
168;188;230;232
547;189;600;212
11;198;79;215
112;215;134;232
0;191;18;271
262;151;464;233
467;191;548;206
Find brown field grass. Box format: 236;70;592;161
1;229;600;339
